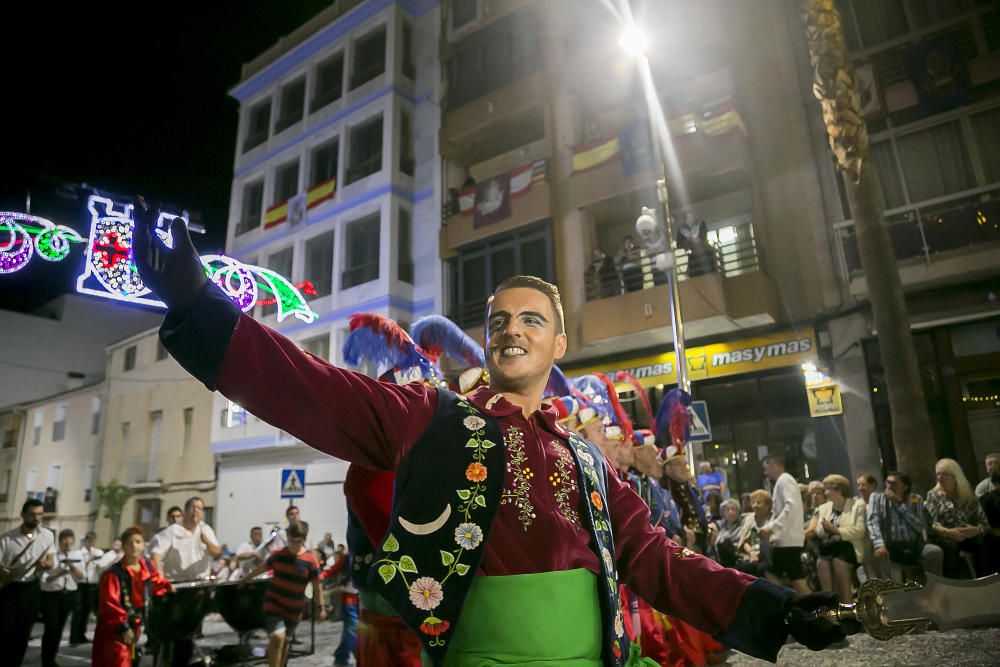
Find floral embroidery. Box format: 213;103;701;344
463;415;486;431
552;442;580;526
420;616;450;637
454;522;484;550
465;461;487;482
613;642;622;660
601;547;614;571
501;425;536;531
675;546;696;559
614;611;625;638
590;490;604;512
409;577;444;610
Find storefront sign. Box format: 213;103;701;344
569;329;816;388
806;383;843;417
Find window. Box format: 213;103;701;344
121;421;131;450
447;9;540;109
310;138;339;188
399;111;415;176
156;339;168;361
347;115;383;184
302;335;330;361
223;400;247;428
449;222;554;327
135;499;162;540
312;52;344;111
147;410;162;482
972;107;1000;183
46;463;62;490
275;77;306;133
451;0;478;31
895;121;975;203
398;208;414;284
402;21;416;79
304;230;335;297
2;414;20;449
52;403;67;442
25;468;38;496
123;345;137;371
263;247;295;316
274;160;301;204
351;26;386;89
243;99;272;152
182;407;193;455
33;409;43;446
237;180;265;236
342;214;380;288
2;468;11;503
83;462;95;502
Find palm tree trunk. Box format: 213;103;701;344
802;0;937;494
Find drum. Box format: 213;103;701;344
214;576;271;634
148;580;212;642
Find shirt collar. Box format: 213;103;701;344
465;388;574;439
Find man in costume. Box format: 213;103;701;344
132;204;849;665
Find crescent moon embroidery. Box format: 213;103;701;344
398;504;452;535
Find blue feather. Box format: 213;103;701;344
572;374;613;422
411;315;485;367
342;326;428;373
544;365;573;399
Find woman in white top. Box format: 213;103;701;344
807;474;868;603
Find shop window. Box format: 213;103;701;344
310;138;339;188
243;99;271;152
342;214;380;289
304;230;335;297
275;77;306;133
346;115;383;184
262;247;294;316
236;180;264;236
351;26;386;90
398;208;413;284
312;52;344;111
449;222;553;328
274;159;300;204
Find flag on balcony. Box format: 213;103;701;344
571;134;620;173
458;161;546;217
619;123;654;177
307;178;337;209
699;101;747;137
905;34;971;116
264;200;289;229
474;171;512;228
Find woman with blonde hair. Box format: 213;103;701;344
925;458;988;578
806;474;867;603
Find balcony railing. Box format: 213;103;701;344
585;232;761;302
837;185;1000;275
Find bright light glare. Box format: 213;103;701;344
618;24;648;57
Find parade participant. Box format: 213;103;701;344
133;204;851;665
40;528;85;667
759;455;811;594
72;530;104;645
96;539;124;574
93;526;172;667
0;498;56;665
270;505;312;552
234;526;266;578
147;495;221;665
244;521;325;667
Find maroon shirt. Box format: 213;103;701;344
217;313;755;636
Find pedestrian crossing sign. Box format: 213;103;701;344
688;401;712;442
280;468;306;498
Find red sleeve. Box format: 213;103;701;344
148;561;172;597
606;467;756;636
324;554;346;578
97;570;128;628
218;315;438;470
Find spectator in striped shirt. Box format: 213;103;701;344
244;521;325;667
866;471;930;583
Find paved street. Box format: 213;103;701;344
21;612;1000;666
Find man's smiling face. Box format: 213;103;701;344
485;287;567;395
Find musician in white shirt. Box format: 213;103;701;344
269;505;313;552
41;528;85;666
147;496;221;666
71;530;104;644
233;526;267;579
95;538;123;573
0;498;56;665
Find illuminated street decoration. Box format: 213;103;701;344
0;212;83;273
201;255;317;322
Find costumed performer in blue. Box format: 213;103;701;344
130;197;854;666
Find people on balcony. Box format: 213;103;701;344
586;247;620;299
676;213;718;278
617;235;644;292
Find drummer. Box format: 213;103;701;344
269;505;312;553
147;496;221;666
232;526;266;580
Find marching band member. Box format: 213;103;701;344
72;530;105;645
40;528;85;667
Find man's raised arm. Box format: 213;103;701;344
132;197;436;471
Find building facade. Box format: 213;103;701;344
211;0;442;547
94;330;216;544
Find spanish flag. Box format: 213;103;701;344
263;201;289;229
571;135;620;174
307;178;336;209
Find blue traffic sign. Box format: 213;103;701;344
280;468;306;498
688;401;712;443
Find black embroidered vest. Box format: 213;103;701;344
365;390;628;666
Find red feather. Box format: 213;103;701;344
669;400;689;451
614;371;657;434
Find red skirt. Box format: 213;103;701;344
91;620;139;667
357;608;424;667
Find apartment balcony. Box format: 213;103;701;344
569;119;752;212
579;240;781;352
440;159;550;252
837;185;1000;297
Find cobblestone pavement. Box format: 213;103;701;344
22;613;1000;666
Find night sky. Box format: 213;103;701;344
0;2;333;311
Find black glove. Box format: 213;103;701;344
785;591;857;651
132;196;207;312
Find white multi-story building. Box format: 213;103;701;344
211;0;442;548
